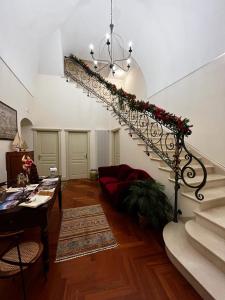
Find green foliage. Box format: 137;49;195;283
123;180;173;228
69;55;192;136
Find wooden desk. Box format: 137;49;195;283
0;177;62;272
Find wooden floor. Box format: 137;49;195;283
0;180;201;300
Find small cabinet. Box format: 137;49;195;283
6;151;34;187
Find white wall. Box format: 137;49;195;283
132;0;225;96
148;54;225;167
1;0;225;97
0;59;34;182
0;0;80;92
32;74;113;178
61;0;225;96
119;128;175;203
123;62;147;100
39;30;64;76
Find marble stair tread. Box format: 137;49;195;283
195;206;225;229
159;164;213;173
185;220;225;266
163;222;225;300
169;174;225;185
140;146;177;153
150;154;201;161
182;186;225;202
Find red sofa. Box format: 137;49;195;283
98;164;152;207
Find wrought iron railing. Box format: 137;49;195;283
64;55;207;222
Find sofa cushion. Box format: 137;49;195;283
117;164;132;181
135;169;152;180
99;176;118;186
127;172;138;181
105;182;119;196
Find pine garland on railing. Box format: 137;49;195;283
68;54;193;136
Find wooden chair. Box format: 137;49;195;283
0;230;43;300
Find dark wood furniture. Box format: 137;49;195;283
6;151;34;187
0;177;62;272
0;230;43;300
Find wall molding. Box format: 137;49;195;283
0;56;33;97
148;51;225;100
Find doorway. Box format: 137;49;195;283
33;130;60;176
67;131;89;179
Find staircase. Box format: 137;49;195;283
64;55;225;299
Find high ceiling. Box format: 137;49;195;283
1;0;225;95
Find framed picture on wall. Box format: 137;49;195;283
0;101;17;140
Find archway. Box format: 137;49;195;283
20;118;33;150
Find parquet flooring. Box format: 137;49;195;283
0;180;201;300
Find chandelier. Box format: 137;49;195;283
89;0;133;76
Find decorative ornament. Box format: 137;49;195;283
69;55;192;136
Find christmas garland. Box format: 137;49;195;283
69;55;192;136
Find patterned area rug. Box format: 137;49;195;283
55;204;118;262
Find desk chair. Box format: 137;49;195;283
0;230;43;300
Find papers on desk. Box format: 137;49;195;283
38;188;55;197
40;178;59;190
0;191;21;210
26;184;39;191
6;187;22;193
42;178;59;183
6;184;39;193
19;194;51;208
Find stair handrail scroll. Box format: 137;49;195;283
64;55;208;222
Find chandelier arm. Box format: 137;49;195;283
91;53;110;63
113;53;131;63
96;63;110;72
114;63;128;72
95;58;110;63
89;0;132;74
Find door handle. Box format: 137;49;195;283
85;153;87;159
38;154;41;160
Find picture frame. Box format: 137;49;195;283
0;100;17;140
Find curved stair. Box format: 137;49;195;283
163;222;225;300
64;56;225;299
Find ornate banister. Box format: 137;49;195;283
64;55;207;222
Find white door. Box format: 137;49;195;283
112;130;120;165
35;131;60;176
68;131;89;179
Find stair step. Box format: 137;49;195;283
131;134;175;142
158;157;202;167
159;164;214;175
149;150;189;159
195;206;225;239
163;222;225;300
139;143;177;151
182;187;225;210
169;174;225;189
185;220;225;274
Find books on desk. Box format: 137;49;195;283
42;178;59;183
19;194;51;208
0;191;21;210
0;178;58;210
6;184;39;193
40;178;59;190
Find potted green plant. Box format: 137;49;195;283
122;179;173;229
